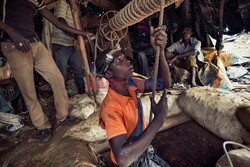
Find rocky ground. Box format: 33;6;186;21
0;32;249;167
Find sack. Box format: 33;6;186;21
130;145;171;167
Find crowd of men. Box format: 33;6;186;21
0;0;204;166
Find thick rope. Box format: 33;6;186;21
109;0;178;31
99;11;128;49
149;0;165;123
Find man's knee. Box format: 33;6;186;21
186;56;198;69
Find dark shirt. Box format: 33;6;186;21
1;0;45;38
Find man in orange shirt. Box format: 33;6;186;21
96;25;171;166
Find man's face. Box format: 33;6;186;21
108;51;134;79
181;27;192;41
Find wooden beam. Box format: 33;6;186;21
44;0;58;4
88;0;117;11
69;0;90;76
69;0;96;101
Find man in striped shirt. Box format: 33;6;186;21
51;0;91;94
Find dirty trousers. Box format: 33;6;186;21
1;42;69;130
166;51;198;70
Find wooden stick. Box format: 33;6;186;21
217;0;225;57
69;0;95;101
69;0;90;76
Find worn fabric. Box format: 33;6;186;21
1;42;69;130
198;50;233;91
1;0;45;38
99;81;146;164
52;44;85;94
202;48;239;67
51;0;75;46
130;145;171;167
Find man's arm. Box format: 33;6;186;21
109;91;167;167
168;49;196;67
0;21;31;52
144;25;171;92
39;7;90;37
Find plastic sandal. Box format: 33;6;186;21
5;124;24;132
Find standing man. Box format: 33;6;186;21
52;0;91;94
167;26;203;87
0;0;90;142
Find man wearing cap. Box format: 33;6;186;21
0;0;90;142
96;25;171;166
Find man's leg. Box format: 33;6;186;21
1;42;51;130
52;44;70;81
0;89;13;113
191;66;197;87
134;51;151;78
33;42;69;122
186;56;198;87
68;47;85;94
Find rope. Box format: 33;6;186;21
99;11;128;49
109;0;178;31
149;0;165;122
223;141;250;167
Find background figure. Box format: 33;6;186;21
166;26;203;87
130;18;153;78
0;58;26;131
51;0;87;94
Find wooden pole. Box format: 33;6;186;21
217;0;225;57
69;0;90;76
69;0;96;100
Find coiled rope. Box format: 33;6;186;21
109;0;178;31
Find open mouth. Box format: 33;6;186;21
129;66;134;72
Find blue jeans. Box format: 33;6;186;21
133;48;154;78
0;84;20;113
52;44;85;94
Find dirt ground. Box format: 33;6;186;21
0;32;249;166
100;120;225;167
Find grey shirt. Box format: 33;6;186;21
167;37;203;60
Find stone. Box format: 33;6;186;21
65;112;107;142
69;94;96;120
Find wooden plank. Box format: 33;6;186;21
88;0;117;11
